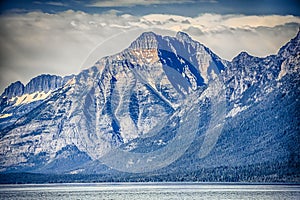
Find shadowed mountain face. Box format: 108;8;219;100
0;31;299;182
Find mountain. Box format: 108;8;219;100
0;74;74;132
0;30;299;183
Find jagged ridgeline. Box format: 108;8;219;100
0;31;299;183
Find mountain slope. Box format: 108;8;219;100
0;31;227;173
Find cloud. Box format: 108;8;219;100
87;0;195;7
45;1;68;6
199;0;218;3
140;13;300;32
0;10;299;93
183;23;299;60
34;1;68;7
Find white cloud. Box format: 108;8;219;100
140;13;300;32
45;1;67;6
0;10;299;93
87;0;194;7
34;1;68;6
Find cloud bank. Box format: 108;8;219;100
87;0;197;7
0;10;299;93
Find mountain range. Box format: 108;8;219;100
0;30;299;183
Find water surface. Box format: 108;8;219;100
1;182;299;200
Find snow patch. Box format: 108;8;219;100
124;142;137;151
10;91;52;106
277;67;287;80
227;105;249;118
119;116;138;143
69;168;84;174
156;139;166;145
0;113;12;119
265;87;274;94
66;77;76;86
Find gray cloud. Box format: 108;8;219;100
0;11;299;93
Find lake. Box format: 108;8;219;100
0;182;299;200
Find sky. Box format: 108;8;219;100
0;0;299;93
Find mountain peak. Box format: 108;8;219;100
129;31;195;50
296;28;300;39
1;74;67;100
1;81;24;99
140;31;157;38
176;31;192;42
278;29;300;59
24;74;64;94
129;31;159;50
238;51;251;57
232;51;253;61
